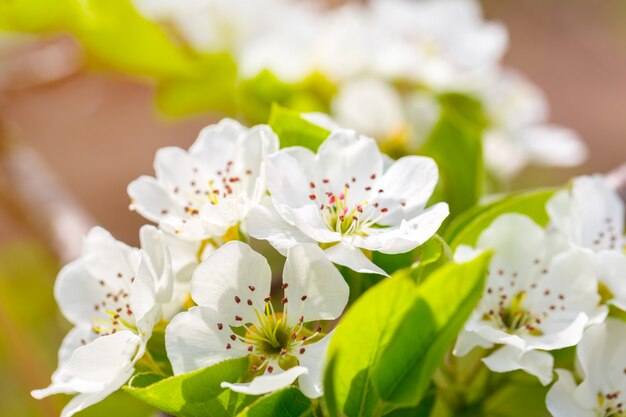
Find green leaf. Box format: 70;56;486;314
235;387;311;417
482;373;550;417
383;391;436;417
0;0;77;32
445;189;555;249
421;93;487;220
124;357;253;417
72;0;201;78
268;104;330;151
325;252;491;417
154;55;238;117
371;253;491;407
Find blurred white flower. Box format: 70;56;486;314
165;241;348;398
454;214;605;385
482;71;587;180
247;130;449;275
128;119;279;241
331;77;407;140
32;226;175;417
546;319;626;417
132;0;288;54
369;0;508;88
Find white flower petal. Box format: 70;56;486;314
521;125;587;167
483;345;554;385
324;243;387;276
58;369;135;417
453;328;493;357
246;198;313;255
284;244;349;326
54;260;108;327
298;332;334;399
165;306;246;375
138;225;175;303
376;156;439;223
360;202;449;254
128;175;182;223
221;366;308;396
546;370;594;417
188;119;243;169
285;205;342;244
547;175;624;251
317;130;383;204
190;242;272;325
33;331;140;399
598;251;626;310
266;148;316;209
81;227;140;290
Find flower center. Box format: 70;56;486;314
217;283;322;374
90;275;137;340
309;182;391;237
173;161;254;217
597;389;625;417
483;291;543;336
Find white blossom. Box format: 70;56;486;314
32;226;175;417
482;71;587;180
454;214;605;385
128;118;279;241
547;319;626;417
165;241;348;398
246;130;449;275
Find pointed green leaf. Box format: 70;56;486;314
235;387;311;417
445;189;555;249
371;252;491;406
325;252;491;416
124;357;253;417
268;104;330;151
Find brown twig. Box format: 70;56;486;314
0;137;95;262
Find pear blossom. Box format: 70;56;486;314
547;175;626;311
246;130;449;275
331;77;408;142
165;241;348;397
547;175;624;253
32;226;175;417
546;319;626;417
454;214;605;385
128;118;279;241
482;71;587;180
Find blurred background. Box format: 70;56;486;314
0;0;625;416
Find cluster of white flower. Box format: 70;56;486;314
131;0;587;180
454;175;626;414
32;119;449;417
